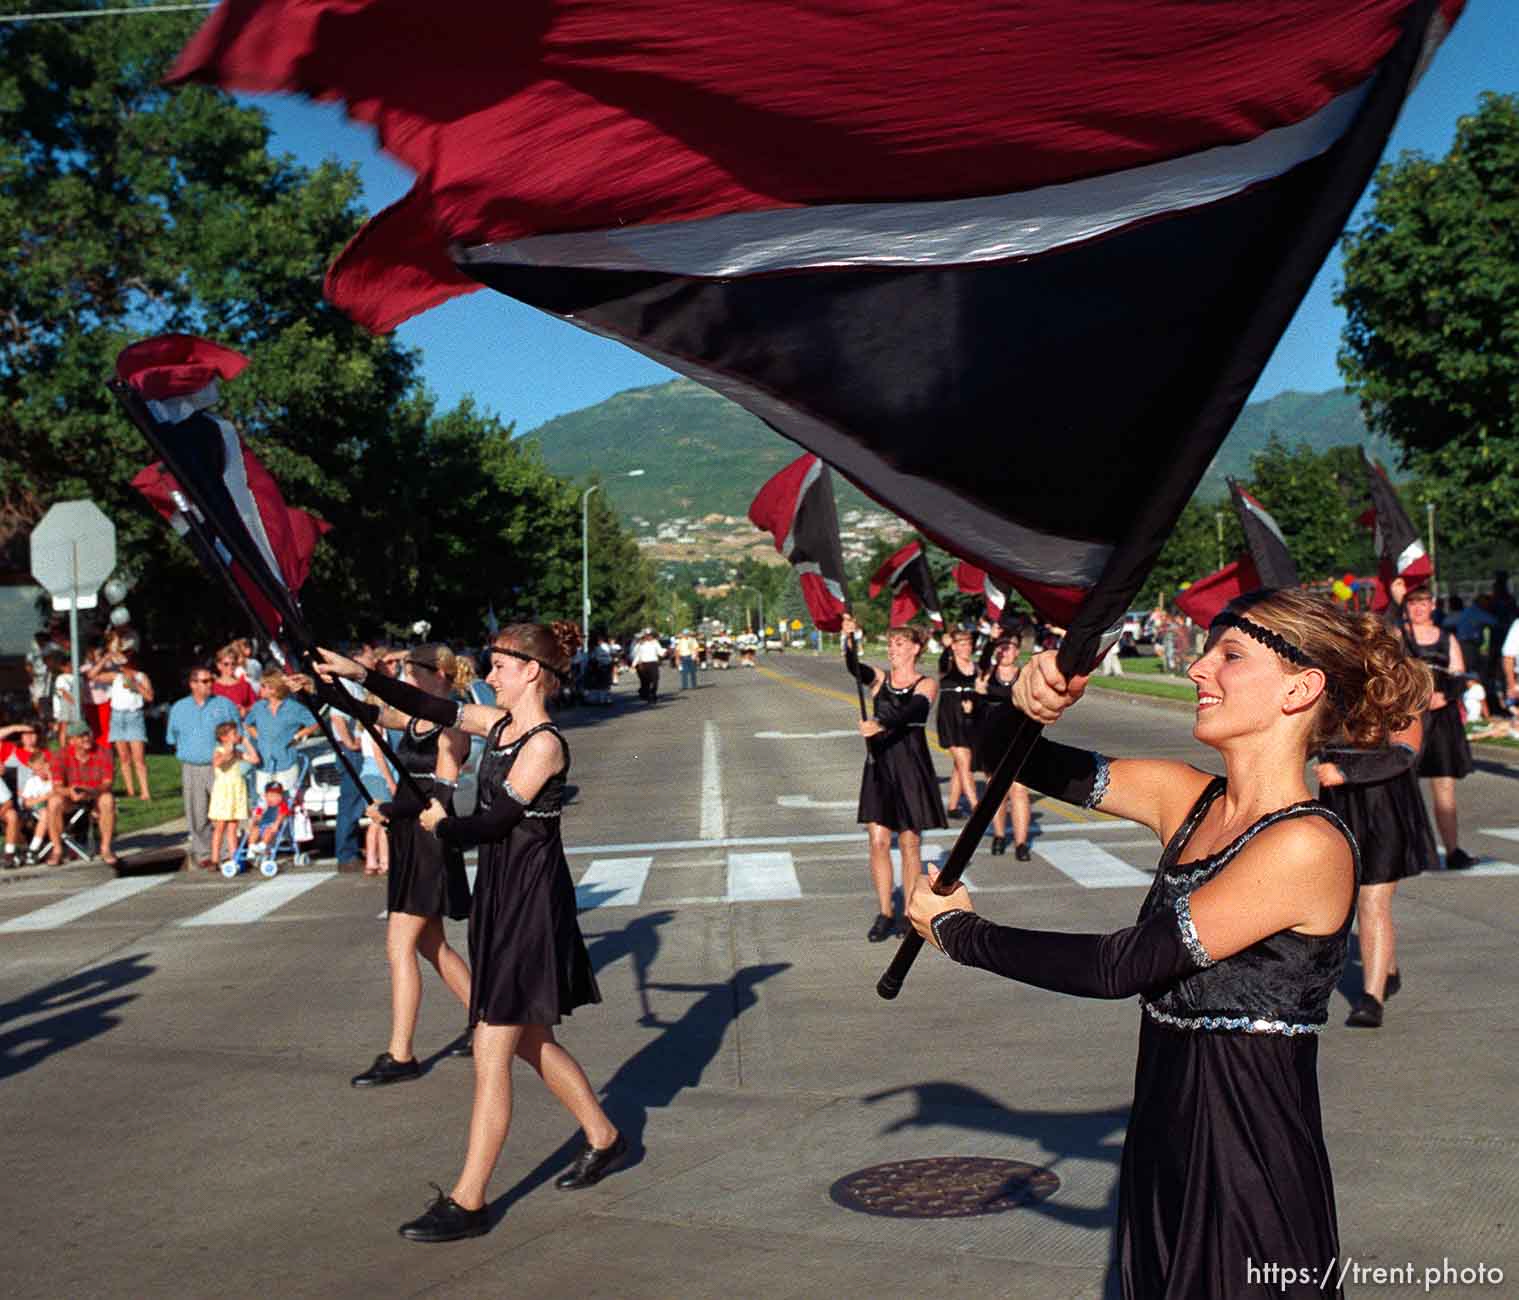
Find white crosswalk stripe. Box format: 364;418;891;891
0;875;171;933
178;872;336;927
576;857;653;910
1037;839;1153;889
726;850;801;901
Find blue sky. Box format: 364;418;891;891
255;2;1518;436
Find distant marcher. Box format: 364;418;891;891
105;647;154;802
676;630;699;690
165;666;241;869
46;722;118;865
631;630;662;703
974;635;1032;859
244;670;319;795
841;614;945;940
208;721;257;867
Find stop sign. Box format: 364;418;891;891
30;500;117;611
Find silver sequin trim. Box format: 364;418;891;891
1140;999;1324;1036
930;910;972;951
1084;753;1111;810
1174;894;1216;968
502;778;560;818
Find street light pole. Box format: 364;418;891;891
1215;511;1225;572
582;469;645;650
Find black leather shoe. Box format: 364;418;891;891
1384;970;1402;1000
398;1186;488;1242
351;1052;421;1088
555;1133;628;1190
441;1030;473;1059
989;835;1007;856
1346;995;1383;1029
1444;848;1477;870
866;912;895;942
1014;841;1032;862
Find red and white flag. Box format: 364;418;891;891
172;0;1463;663
1360;447;1432;593
869;541;943;629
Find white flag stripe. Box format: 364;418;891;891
0;875;171;933
179;872;336;926
1039;839;1152;889
576;857;653;910
726;851;801;902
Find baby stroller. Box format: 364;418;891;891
222;754;315;878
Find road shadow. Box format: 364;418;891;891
862;1080;1128;1299
0;953;154;1081
487;960;791;1221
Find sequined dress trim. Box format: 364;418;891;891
1085;753;1111;810
1173;894;1215;968
1139;999;1326;1036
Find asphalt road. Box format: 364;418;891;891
4;653;1516;1298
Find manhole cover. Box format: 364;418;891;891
829;1156;1060;1219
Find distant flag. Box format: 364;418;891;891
1175;559;1258;627
1229;480;1299;589
869;541;944;629
747;454;849;632
116;335;330;641
171;0;1464;668
1360;447;1431;592
952;561;1012;627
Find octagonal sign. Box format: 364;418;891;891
30;500;117;611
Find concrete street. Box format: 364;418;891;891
3;653;1516;1298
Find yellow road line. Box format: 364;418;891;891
756;663;1101;824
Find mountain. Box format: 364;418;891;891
525;380;1398;526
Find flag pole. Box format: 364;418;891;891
109;380;428;805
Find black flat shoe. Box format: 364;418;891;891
1444;848;1477;870
441;1030;473;1059
398;1186;488;1242
351;1052;421;1088
866;913;895;942
989;835;1006;856
1384;970;1401;1000
555;1133;628;1190
1346;995;1384;1029
1014;841;1032;862
948;806;967;820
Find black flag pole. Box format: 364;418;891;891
110;380;430;805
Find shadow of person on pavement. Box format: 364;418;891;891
582;910;676;1026
862;1080;1129;1299
487;961;791;1221
0;953;155;1081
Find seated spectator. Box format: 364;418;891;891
46;722;118;866
0;720;46;781
0;770;19;868
249;780;290;863
19;750;55;865
1461;674;1490;728
244;671;319;796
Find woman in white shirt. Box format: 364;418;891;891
105;648;155;801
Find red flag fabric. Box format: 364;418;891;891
870;541;943;628
1175;559;1261;628
953;561;1009;625
1360;447;1432;591
172;0;1463;661
747;454;848;632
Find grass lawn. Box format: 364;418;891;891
1086;674;1196;702
110;754;184;837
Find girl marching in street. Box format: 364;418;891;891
973;634;1032;859
936;626;981;819
841;614;946;941
314;624;622;1243
908;589;1429;1299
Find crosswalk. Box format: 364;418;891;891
5;832;1517;934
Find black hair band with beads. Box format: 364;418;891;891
1209;611;1315;668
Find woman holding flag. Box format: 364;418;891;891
841;614;945;940
907;589;1430;1299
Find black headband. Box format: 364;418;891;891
1209;611;1315;668
491;645;565;682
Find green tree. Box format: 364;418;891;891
1336;91;1519;554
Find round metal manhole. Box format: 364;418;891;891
829;1156;1060;1219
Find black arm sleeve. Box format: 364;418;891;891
843;639;877;687
1016;737;1110;809
379;788;427;821
1319;744;1418;784
435;795;527;847
935;907;1203;999
361;668;460;727
320;685;381;728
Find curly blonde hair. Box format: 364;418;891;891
1228;589;1432;747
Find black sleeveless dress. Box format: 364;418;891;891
1317;751;1435;885
973;668;1018;774
1404;627;1473;778
936;660;979;750
1121;779;1357;1299
856;674;948;832
387;719;471;920
469;718;600;1027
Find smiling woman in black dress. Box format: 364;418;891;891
908;589;1429;1299
316;624;623;1243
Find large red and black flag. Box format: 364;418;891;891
953;561;1013;629
1175;480;1297;625
172;0;1463;669
747;454;848;632
1360;446;1432;592
868;541;943;630
115;335;331;642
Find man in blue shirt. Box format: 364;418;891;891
243;670;319;796
165;664;242;868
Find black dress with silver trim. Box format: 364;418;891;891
855;673;947;832
469;718;600;1026
935;660;979;750
386;719;471;921
1404;627;1473;779
1124;777;1358;1298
